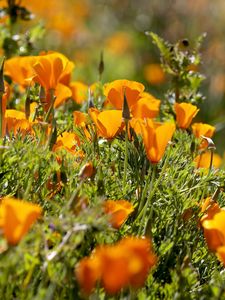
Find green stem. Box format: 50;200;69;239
208;149;214;176
137;164;157;235
135;155;170;234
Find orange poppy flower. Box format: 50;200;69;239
174;102;199;129
89;108;124;139
75;255;102;295
104;200;134;229
32;52;74;91
70;81;89;104
73;111;88;127
75;236;157;295
140;119;176;163
3;109;33;136
53;131;80;153
192;123;215;139
54;83;72;108
202;210;225;252
194;152;222;169
200;198;223;252
131;97;160;119
0;197;42;245
4;56;38;88
104;79;145;110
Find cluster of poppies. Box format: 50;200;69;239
0;50;224;296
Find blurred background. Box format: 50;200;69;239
1;0;225;152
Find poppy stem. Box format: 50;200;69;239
135;154;169;233
123;119;129;188
208;149;214;175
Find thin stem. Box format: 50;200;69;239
208;149;214;175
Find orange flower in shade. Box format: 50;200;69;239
144;63;165;85
140;119;176;163
75;236;157;295
194;152;222;169
174;102;199;129
103;200;134;229
53;131;81;154
104;79;145;110
89;108;124;139
0;197;42;245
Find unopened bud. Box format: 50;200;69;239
122;92;131;120
79;162;95;180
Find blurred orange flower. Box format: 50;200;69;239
0;197;42;245
140;119;176;163
144;63;165;85
105;31;132;55
174;102;199;129
75;236;157;295
89;108;124;139
194;152;222;169
104;200;134;229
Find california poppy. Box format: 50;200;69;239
4;56;38;88
174;102;199;129
104;200;134;229
141;119;176;163
70;81;89;104
0;197;42;245
32;52;74;90
202;210;225;252
53;131;80;154
75;236;157;295
192;123;215;139
104;79;145;110
89;108;124;139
